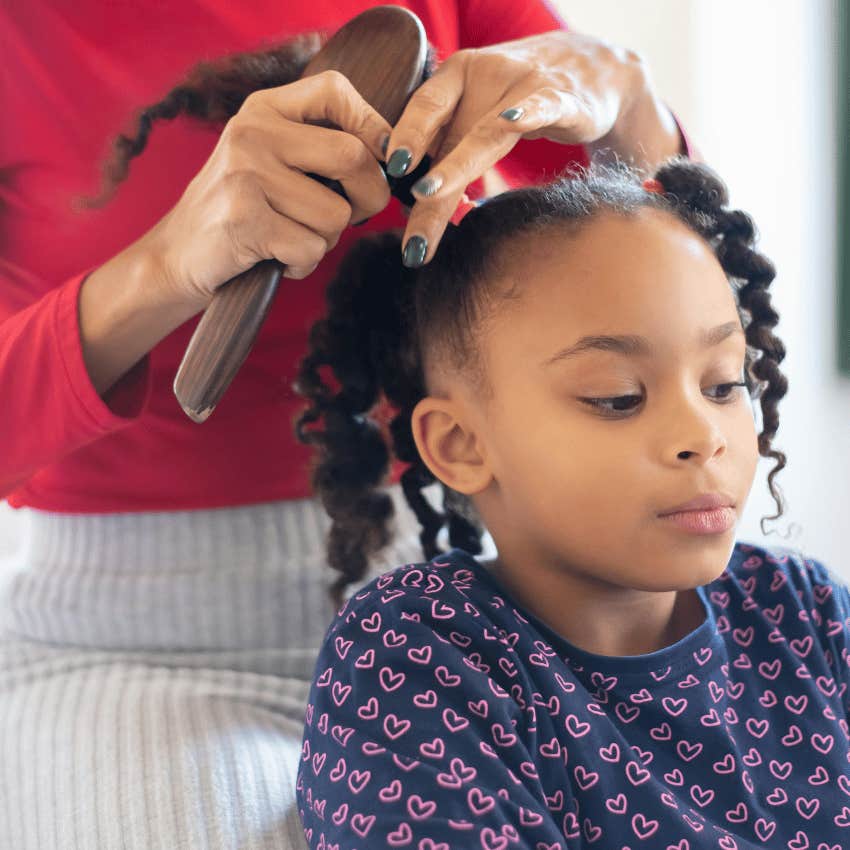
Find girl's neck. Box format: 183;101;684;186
476;553;706;657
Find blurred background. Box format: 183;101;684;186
1;0;847;574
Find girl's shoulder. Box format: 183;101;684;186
726;539;848;611
308;548;530;731
325;546;504;643
725;540;850;683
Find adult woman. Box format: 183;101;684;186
0;1;699;847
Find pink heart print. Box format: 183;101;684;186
297;541;850;848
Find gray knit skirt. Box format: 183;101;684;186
0;482;495;850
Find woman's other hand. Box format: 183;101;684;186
385;30;684;267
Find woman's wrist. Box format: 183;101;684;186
585;61;685;176
79;239;203;398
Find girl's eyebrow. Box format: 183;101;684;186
541;320;744;367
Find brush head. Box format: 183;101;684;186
300;5;435;210
301;6;428;125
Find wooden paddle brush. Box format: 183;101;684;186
173;5;429;423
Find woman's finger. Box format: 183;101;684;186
491;84;596;144
245;117;391;224
383;58;466;179
397;121;521;268
254;69;393;163
415;85;588;202
398;87;593;267
252;158;354;248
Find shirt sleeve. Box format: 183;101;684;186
0;267;153;498
296;592;566;849
667;105;704;162
456;0;569;47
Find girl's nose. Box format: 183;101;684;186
663;397;728;463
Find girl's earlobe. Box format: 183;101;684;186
410;397;492;496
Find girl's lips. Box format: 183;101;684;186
659;507;736;535
658;492;735;515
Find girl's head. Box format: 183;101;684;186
294;157;788;609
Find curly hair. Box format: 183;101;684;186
76;30;439;209
293;156;789;610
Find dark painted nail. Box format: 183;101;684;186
402;235;427;268
500;106;525;121
411;175;443;197
387;148;413;178
381;135;390;157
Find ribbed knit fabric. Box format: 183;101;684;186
0;483;495;849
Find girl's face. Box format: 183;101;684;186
413;207;760;630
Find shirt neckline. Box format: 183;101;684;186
445;546;727;681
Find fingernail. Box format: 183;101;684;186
402;235;427;268
387;148;413;178
411;174;443;197
381;135;390;158
353;216;371;227
499;106;525;121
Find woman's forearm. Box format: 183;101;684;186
79;238;202;398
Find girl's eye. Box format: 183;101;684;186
580;381;747;418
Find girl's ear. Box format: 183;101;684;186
410;396;492;496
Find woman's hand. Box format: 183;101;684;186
384;30;682;267
144;70;394;310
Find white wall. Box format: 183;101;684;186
2;0;847;576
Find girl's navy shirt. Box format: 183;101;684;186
296;541;850;848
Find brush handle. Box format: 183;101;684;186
171;260;282;423
172;173;345;424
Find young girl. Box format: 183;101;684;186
291;157;850;849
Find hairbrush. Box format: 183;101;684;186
173;4;433;422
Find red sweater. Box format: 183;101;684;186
1;0;696;513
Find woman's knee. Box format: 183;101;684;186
0;662;310;849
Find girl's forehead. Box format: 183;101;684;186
580;208;707;265
490;227;728;327
476;216;737;364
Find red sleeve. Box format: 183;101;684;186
668;105;704;162
0;268;153;499
456;0;568;47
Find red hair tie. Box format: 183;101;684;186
642;178;664;194
449;192;480;225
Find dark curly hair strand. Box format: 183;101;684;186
77;31;439;209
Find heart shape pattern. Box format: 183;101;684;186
297;541;850;848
